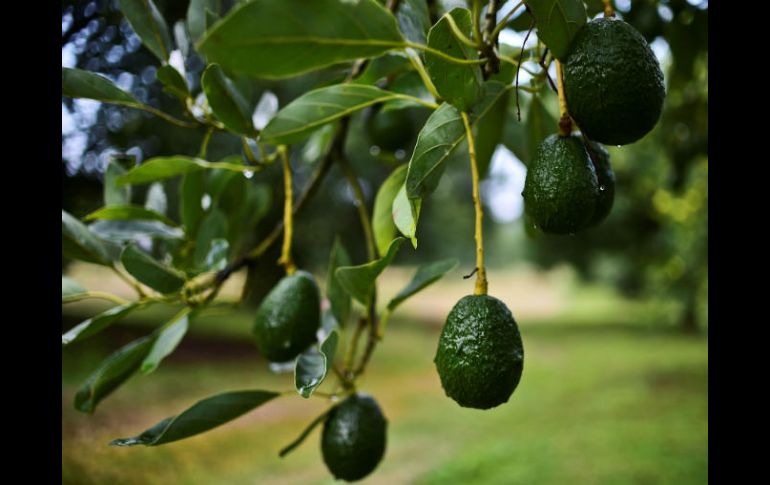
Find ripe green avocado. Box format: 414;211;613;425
434;295;524;410
321;393;387;482
252;270;320;362
584;139;615;226
366;107;415;152
563;17;665;145
523;134;599;234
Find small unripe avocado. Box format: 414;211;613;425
321;393;387;482
584;139;615;226
435;295;524;410
563;17;665;145
523;134;599;234
252;270;320;362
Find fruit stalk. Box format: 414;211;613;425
603;0;615;18
555;60;573;137
461;112;488;296
277;146;297;275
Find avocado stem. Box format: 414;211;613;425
277;146;297;275
603;0;615;18
461;112;488;296
555;60;573;137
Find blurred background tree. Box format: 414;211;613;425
62;0;707;331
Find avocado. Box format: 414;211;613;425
563;17;665;145
523;134;599;234
434;295;524;410
321;393;387;481
583;139;615;226
252;270;320;362
366;107;415;152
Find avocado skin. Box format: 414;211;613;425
366;108;415;151
584;139;615;226
252;270;320;362
563;17;665;145
523;134;599;234
434;295;524;410
321;393;387;482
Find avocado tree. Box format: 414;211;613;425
62;0;667;481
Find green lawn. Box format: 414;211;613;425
62;269;707;484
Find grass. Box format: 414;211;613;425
62;267;707;484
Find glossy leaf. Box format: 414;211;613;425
62;302;143;346
474;87;510;177
89;220;184;242
295;330;339;398
392;184;421;248
204;238;229;271
62;276;86;300
387;258;459;310
351;54;410;86
197;0;404;79
110;390;280;446
201;64;256;136
141;311;190;374
156;65;189;101
527;95;557;161
252;90;279;131
373;165;407;257
502;94;531;164
397;0;431;44
85;205;177;227
180;171;205;236
194;209;227;267
121;245;186;294
118;0;173;62
187;0;219;42
381;71;431;112
144;182;167;216
279;409;332;458
74;335;155;413
525;0;587;60
425;8;483;111
62;210;110;266
118;157;207;185
104;158;131;206
335;237;404;305
261;84;407;145
326;237;352;328
62;68;142;107
301;124;337;165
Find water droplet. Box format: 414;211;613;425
599;185;605;191
282;340;291;348
369;145;381;156
616;145;622;149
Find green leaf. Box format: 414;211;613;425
74;335;156;413
351;54;410;86
118;157;207;185
335;237;404;305
194;209;228;268
373;165;408;257
145;182;167;216
326;237;352;328
201;64;256;136
503;94;531;164
62;302;143;346
387;258;459;310
62;210;111;266
84;205;177;227
198;0;404;79
104;158;131;206
397;0;431;44
187;0;219;42
121;244;186;294
508;9;534;32
295;330;339;398
89;220;184;242
203;238;229;271
525;0;587;60
141;311;190;374
425;8;483;111
156;65;190;101
110;390;280;446
180;171;205;236
404;103;464;199
118;0;173;62
261;84;407;145
301;124;337;165
279;409;332;458
62;68;142;107
381;71;432;112
474;86;510;177
392;184;421;248
527;95;557;161
62;276;86;300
